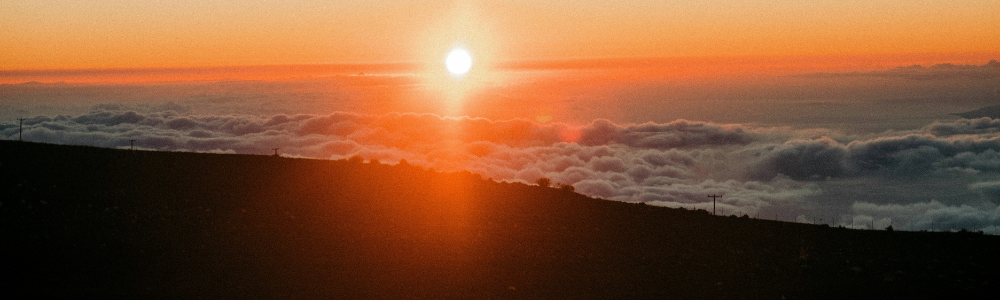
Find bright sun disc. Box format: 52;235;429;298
446;48;472;76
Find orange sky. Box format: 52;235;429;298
2;0;998;71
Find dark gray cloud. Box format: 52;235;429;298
578;119;760;148
741;132;1000;180
924;117;1000;136
970;181;1000;204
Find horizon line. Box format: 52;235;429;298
5;52;999;73
2;52;997;85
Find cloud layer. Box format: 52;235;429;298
7;107;1000;233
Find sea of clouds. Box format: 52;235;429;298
5;107;1000;233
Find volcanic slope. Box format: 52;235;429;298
2;141;998;299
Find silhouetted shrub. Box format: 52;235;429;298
536;177;551;187
557;183;575;192
369;159;381;165
348;155;364;164
886;225;894;232
398;159;410;167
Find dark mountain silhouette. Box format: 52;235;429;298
956;105;1000;119
2;141;998;299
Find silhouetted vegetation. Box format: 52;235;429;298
557;183;575;192
2;141;999;299
535;177;551;187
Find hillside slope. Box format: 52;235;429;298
2;141;998;299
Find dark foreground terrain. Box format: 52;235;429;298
3;141;999;299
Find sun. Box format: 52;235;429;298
445;48;473;76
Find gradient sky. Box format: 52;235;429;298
2;0;998;70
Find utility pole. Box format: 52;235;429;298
129;139;136;150
272;148;280;156
707;194;722;216
18;118;25;141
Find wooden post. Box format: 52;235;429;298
18;118;25;141
708;194;722;216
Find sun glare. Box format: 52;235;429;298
446;48;473;76
414;2;501;113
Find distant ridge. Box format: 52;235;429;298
956;104;1000;119
798;59;1000;79
2;141;999;299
